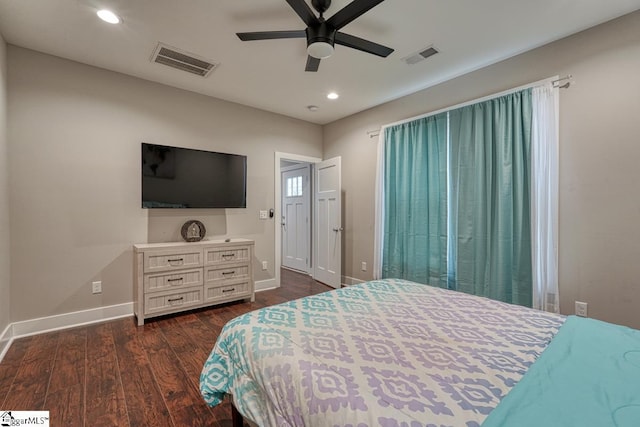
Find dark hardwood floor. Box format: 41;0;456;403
0;268;331;426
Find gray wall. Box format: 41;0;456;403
7;47;322;322
0;34;9;337
324;11;640;329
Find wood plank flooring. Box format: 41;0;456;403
0;268;331;426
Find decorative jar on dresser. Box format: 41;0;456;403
133;239;255;325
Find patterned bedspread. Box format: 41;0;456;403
200;279;565;426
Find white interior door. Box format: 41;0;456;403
281;165;310;273
313;157;342;288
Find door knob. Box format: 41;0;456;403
333;227;344;232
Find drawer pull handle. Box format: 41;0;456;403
167;297;184;303
222;271;236;276
167;258;184;263
221;253;235;259
167;278;183;283
222;288;236;293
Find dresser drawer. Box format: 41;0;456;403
205;246;250;265
144;286;203;315
144;268;203;293
204;280;251;303
204;263;250;286
144;249;203;273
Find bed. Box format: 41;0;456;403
199;278;640;426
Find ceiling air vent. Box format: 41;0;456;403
150;43;218;77
403;46;439;65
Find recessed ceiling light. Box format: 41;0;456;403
307;105;319;112
327;92;339;100
97;9;121;24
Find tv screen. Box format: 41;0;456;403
141;143;247;208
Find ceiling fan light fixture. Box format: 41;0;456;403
307;41;334;59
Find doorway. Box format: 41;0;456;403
281;163;311;274
274;152;343;289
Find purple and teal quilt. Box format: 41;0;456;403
200;279;565;426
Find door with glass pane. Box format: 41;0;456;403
281;165;311;273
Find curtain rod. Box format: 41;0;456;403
367;74;572;138
551;74;573;89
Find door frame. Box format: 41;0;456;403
274;152;322;289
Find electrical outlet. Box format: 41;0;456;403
259;210;268;220
361;261;367;271
92;281;102;294
262;261;268;270
575;301;588;317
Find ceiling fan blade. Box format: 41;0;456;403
335;32;393;57
305;56;321;72
326;0;386;30
286;0;319;27
236;30;306;41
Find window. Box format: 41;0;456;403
375;83;559;312
286;176;303;197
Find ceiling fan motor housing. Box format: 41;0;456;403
306;23;336;47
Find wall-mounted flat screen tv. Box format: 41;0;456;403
142;143;247;208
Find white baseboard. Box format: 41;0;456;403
255;278;277;292
0;302;133;362
0;323;12;362
342;275;367;287
11;301;133;340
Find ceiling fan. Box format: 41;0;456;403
236;0;394;72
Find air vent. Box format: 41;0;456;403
150;43;218;77
403;45;439;65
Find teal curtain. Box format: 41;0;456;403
448;90;533;306
382;113;448;287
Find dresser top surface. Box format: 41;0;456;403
134;238;254;251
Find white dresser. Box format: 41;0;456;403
133;239;255;325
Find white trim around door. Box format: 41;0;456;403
274;152;322;289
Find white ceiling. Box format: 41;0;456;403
1;0;639;124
